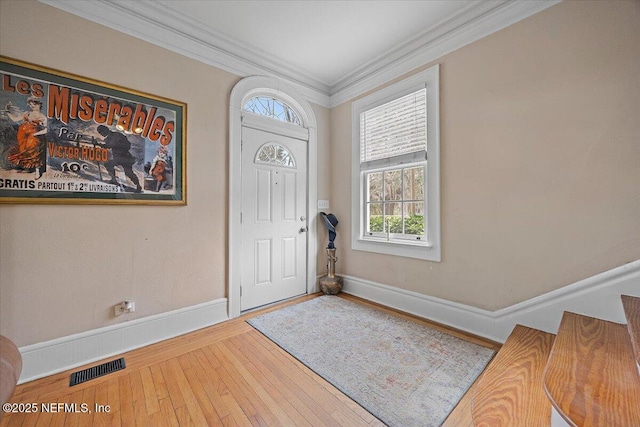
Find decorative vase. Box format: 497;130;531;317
319;247;343;295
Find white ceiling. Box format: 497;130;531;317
41;0;559;107
155;0;476;87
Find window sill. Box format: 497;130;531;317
359;236;431;248
352;236;440;261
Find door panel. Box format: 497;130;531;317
255;239;272;285
241;127;307;311
255;169;272;222
282;237;297;279
282;171;297;221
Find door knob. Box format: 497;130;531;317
299;226;308;233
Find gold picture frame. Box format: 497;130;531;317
0;56;186;205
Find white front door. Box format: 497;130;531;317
240;126;308;311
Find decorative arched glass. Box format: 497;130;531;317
255;143;296;168
243;96;302;125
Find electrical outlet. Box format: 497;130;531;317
114;300;135;316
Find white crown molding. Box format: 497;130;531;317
38;0;332;107
329;0;562;107
39;0;560;109
330;1;504;96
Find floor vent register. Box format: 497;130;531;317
69;357;126;386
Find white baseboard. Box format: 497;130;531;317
18;298;228;384
18;261;640;383
342;260;640;343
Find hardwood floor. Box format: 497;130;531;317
1;294;500;426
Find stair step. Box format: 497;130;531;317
622;295;640;370
544;312;640;426
472;325;555;427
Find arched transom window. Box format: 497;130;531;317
243;96;302;125
255;143;296;168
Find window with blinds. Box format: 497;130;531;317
357;88;428;242
360;88;427;170
351;64;440;261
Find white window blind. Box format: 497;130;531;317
360;88;427;170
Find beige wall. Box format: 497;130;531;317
1;0;639;348
313;103;333;270
331;0;640;310
0;0;331;347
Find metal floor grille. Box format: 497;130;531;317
69;357;126;386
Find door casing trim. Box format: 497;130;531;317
229;76;318;318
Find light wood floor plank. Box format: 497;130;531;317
246;329;380;425
158;396;180;427
243;328;366;426
140;366;161;416
165;358;210;426
93;380;110;427
179;353;225;427
196;347;251;426
63;388;88;427
225;335;313;427
149;364;169;402
226;334;326;427
189;349;233;420
159;360;186;410
2;385;41;427
106;377;122;427
174;405;194;427
217;340;306;426
209;342;279;426
129;370;149;426
117;374;135;427
54;393;74;427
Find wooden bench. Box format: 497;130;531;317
544;311;640;426
472;324;555;426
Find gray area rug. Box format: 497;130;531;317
247;296;495;427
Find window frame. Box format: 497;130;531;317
351;64;441;261
243;95;302;126
255;142;297;168
364;163;426;241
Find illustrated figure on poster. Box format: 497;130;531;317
96;125;143;193
4;96;47;179
148;145;172;192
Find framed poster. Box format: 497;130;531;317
0;56;186;204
